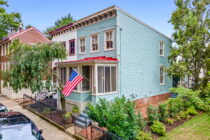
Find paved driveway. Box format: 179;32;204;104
0;95;75;140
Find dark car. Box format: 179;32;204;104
0;112;44;140
0;104;8;113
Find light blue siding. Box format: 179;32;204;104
77;17;117;59
116;10;172;100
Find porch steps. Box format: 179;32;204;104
74;112;91;128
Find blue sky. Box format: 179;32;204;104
7;0;176;37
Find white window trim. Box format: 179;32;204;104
104;29;114;51
159;41;164;56
90;33;99;53
95;64;118;95
160;66;165;85
79;37;86;54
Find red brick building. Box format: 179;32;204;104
0;27;50;99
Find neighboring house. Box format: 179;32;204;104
0;27;50;99
50;6;173;112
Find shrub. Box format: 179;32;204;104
166;118;174;125
179;111;190;120
42;107;51;115
136;112;146;131
159;103;168;122
151;121;166;136
87;96;137;139
175;114;181;121
72;105;80;113
168;98;185;117
146;105;159;124
63;112;72;119
135;131;152;140
186;106;198;115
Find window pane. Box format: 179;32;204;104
98;67;104;93
82;66;90;91
111;67;116;91
105;67;111;92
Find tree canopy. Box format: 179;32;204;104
0;0;21;38
3;39;66;93
46;13;75;33
167;0;210;90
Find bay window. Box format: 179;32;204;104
82;66;90;91
97;66;117;94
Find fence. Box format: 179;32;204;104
74;122;123;140
22;94;72;128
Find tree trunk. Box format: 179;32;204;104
60;93;66;112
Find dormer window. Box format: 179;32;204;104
105;30;114;50
91;34;99;52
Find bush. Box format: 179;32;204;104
146;105;159;124
175;114;181;121
166;118;174;125
72;105;80;113
63;112;72;119
168;98;185;117
136;112;147;131
135;131;152;140
42;107;51;115
179;111;190;120
151;121;166;136
159;103;168;122
186;106;198;115
87;96;137;139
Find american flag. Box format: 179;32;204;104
62;70;83;96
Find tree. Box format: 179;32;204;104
45;13;75;39
25;24;32;29
87;96;138;140
167;0;210;90
2;39;67;111
0;0;21;38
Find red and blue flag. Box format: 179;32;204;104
62;70;83;96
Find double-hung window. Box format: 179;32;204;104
69;39;75;56
79;37;86;54
160;66;165;85
97;66;117;94
105;30;113;50
159;41;164;56
91;34;98;52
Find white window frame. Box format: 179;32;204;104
81;66;91;92
159;41;164;56
90;33;99;53
104;29;114;51
160;66;165;85
79;37;86;54
95;64;118;95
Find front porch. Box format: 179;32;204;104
54;56;118;112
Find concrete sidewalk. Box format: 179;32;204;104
0;95;75;140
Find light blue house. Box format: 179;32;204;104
50;6;172;112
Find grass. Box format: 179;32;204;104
159;113;210;140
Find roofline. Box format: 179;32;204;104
50;5;172;41
115;6;172;41
0;27;50;45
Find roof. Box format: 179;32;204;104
58;56;118;65
50;5;171;40
0;26;50;44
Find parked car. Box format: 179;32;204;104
0;112;44;140
0;103;8;113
